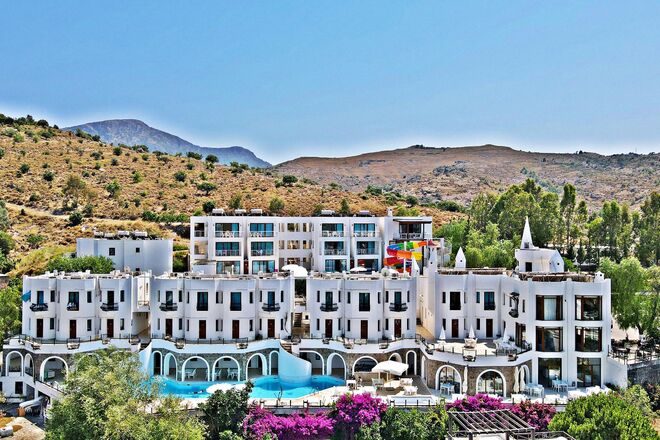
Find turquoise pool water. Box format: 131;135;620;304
157;375;344;399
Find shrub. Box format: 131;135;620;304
18;163;30;175
112;146;122;156
243;405;335;440
269;197;284;213
0;231;15;255
43;170;55;182
187;151;202;160
205;154;219;163
91;151;103;160
197;182;217;195
132;171;143;183
510;400;555;431
378;406;447;440
0;148;4;159
111;158;118;166
548;392;658;440
331;393;387;439
47;255;114;273
26;234;45;249
282;175;298;186
174;171;186;182
202;201;216;214
68;211;84;226
229;194;243;210
199;384;253;438
446;394;506;412
105;180;121;198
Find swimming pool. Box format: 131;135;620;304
156;375;344;399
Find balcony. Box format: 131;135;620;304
194;230;206;238
251;249;274;257
324;248;346;256
321;231;345;238
215;230;241;238
100;302;118;311
356;248;377;255
66;303;79;311
216;249;240;257
30;303;48;312
320;302;338;312
159;303;178;311
389;303;408;312
249;231;274;238
353;231;378;238
262;303;281;312
399;232;423;240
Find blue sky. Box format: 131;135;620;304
1;1;659;163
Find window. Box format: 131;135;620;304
476;292;480;303
576;297;602;320
216;320;219;331
484;292;495;311
538;358;562;388
50;318;55;330
68;292;79;307
449;292;461;310
197;292;208;311
249;292;253;304
476;319;481;330
347;292;351;303
50;290;55;302
281;319;284;330
266;291;276;305
525;262;533;272
536;327;563;352
575;327;602;352
251;260;275;274
394;291;402;304
536;296;563;320
442;292;446;303
178;319;183;330
87;291;92;303
135;247;140;253
358;292;370;312
120;319;125;331
87;319;92;332
15;382;23;396
109;247;116;256
347;320;351;332
120;290;125;302
316;319;320;331
577;357;601;387
249;320;253;332
179;291;183;302
230;292;242;311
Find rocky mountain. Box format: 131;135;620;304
275;144;660;209
63;119;271;168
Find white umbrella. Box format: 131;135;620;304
501;328;509;342
520;368;527;392
233;383;247;391
468;326;475;339
513;367;520;393
206;383;233;394
281;264;308;277
350;266;367;273
462;366;468;394
439;326;446;341
371;361;409;376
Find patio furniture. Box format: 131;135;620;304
46;370;55;380
372;378;384;389
346;380;357;390
568;389;587;400
526;384;544;398
552;379;568;392
400;378;413;387
185;369;197;380
440;382;455;396
464;338;477;349
403;386;417;396
227;369;238;380
384;380;401;390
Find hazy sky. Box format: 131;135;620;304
2;1;659;163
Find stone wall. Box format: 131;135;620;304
627;359;660;385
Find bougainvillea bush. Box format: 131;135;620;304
242;405;335;440
331;393;388;439
446;393;507;412
510;400;556;431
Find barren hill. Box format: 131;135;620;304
275;145;660;208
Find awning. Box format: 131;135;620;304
371;360;409;376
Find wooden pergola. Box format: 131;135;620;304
447;409;533;439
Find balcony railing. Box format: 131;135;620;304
320;302;338;312
324;248;346;255
100;302;118;311
249;231;274;238
389;303;408;312
262;303;281;312
251;249;274;256
216;249;240;257
160;303;178;311
399;232;423;240
322;231;345;238
357;248;377;255
215;231;241;238
194;230;206;238
66;303;79;311
353;231;377;237
30;303;48;312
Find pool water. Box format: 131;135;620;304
157;375;344;399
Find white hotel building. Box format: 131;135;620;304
2;211;627;404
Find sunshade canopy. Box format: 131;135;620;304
371;360;409;376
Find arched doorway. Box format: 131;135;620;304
269;351;279;375
326;353;346;379
352;356;377;374
245;353;267;379
152;351;162;376
181;357;210;381
5;351;23;376
300;351;324;375
389;353;402;363
40;356;68;382
476;370;506;397
435;365;462;394
405;351;417;375
24;354;34;377
163;353;178;380
212;356;241;381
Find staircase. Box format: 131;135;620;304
280;340;293;354
293;312;303;328
140;342;150;351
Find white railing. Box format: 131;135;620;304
251;249;274;256
215;249;240;257
215;231;241;238
324;248;346;256
399;233;423;240
249;231;275;238
353;231;378;237
194;230;206;238
357;248;377;255
321;231;345;238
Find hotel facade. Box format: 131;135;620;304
1;211;627;403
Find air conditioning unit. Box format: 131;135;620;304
250;208;263;215
321;209;335;216
211;208;225;215
235;209;247;215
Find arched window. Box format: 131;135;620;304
477;370;505;396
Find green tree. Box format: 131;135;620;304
268;197;284;214
435;219;468;261
0;231;14;256
62;175;92;207
105;180;121;198
203;200;216;214
197;182;217;196
636;192;659;266
174;171;187;182
68;211;83;226
198;383;253;439
379;406;447;440
205;154;219;163
282;175;298;186
548;392;658;440
0;200;8;231
47;256;115;273
339;198;351;215
560;183;577;254
229;194;243;210
468;192;497;231
46;349;204;440
601;200;623;260
0;282;21;339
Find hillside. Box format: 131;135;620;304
0;120;460;259
275;145;660;209
63;119;271;168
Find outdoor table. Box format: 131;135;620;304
346;380;357;390
440;383;454;396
